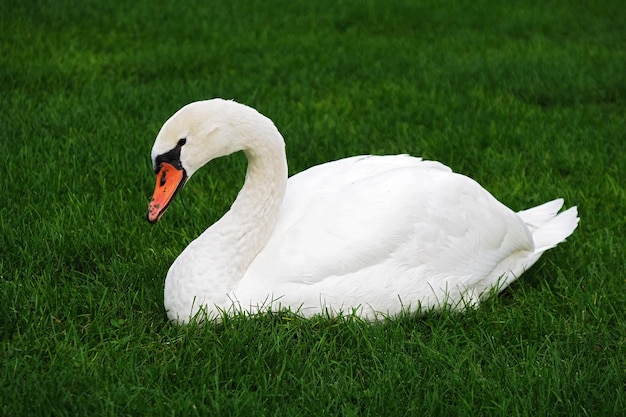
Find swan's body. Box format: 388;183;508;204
147;99;579;324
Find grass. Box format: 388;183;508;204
1;0;624;415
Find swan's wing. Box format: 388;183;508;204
287;154;452;192
244;157;533;293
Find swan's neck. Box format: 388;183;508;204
191;132;287;288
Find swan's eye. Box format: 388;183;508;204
155;139;186;172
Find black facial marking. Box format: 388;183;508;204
154;138;187;172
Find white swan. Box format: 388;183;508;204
146;99;579;324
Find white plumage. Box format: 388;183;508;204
146;99;579;324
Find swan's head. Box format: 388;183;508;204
146;99;281;224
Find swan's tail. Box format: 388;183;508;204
482;199;578;300
517;198;579;261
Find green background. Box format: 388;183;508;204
1;0;624;415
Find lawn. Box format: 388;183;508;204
1;0;624;415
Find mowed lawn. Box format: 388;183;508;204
1;0;624;415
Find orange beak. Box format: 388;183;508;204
147;162;187;224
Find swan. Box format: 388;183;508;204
146;98;579;324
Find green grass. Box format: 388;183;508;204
1;0;625;415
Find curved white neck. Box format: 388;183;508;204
191;132;288;288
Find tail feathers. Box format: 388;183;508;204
517;199;580;254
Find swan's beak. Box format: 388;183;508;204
147;162;187;224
